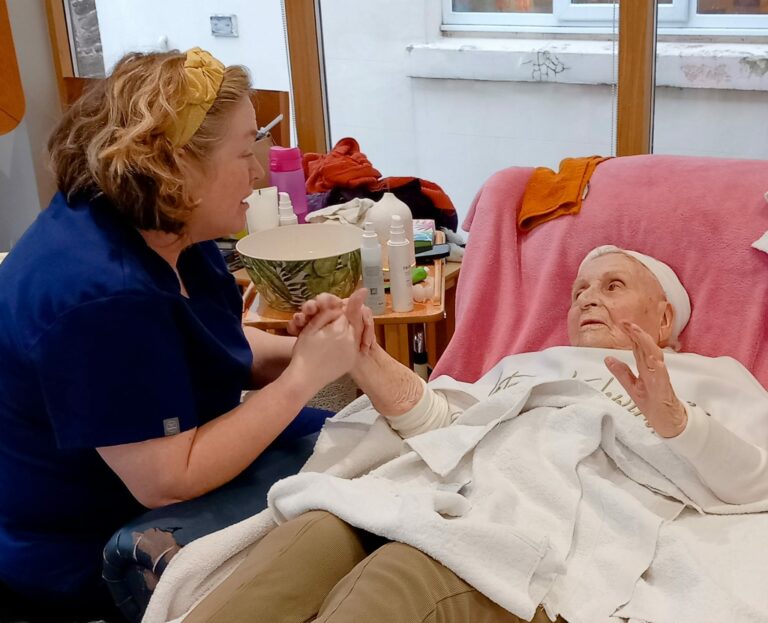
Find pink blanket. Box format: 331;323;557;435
433;155;768;388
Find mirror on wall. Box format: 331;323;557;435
0;0;25;135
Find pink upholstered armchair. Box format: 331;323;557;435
433;154;768;388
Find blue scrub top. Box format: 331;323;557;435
0;193;253;601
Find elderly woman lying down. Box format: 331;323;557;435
158;245;768;623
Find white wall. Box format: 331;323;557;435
96;0;290;91
321;0;432;178
0;125;44;251
654;87;768;159
319;0;768;226
0;0;61;251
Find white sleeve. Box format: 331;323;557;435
384;378;463;438
664;402;768;505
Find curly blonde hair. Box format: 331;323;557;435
47;51;251;234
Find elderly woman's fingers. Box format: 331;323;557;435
605;356;641;400
361;306;375;352
344;289;368;341
622;322;655;377
614;325;685;438
620;321;647;380
629;323;668;388
636;324;664;364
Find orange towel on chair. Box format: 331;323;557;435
518;156;609;232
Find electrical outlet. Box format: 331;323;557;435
210;14;238;38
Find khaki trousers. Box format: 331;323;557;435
185;510;563;623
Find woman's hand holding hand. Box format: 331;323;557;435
287;289;375;354
604;322;687;438
287;293;343;336
288;290;368;388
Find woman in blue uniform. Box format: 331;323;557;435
0;48;367;612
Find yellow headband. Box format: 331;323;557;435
167;47;225;147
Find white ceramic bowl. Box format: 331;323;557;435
236;223;363;311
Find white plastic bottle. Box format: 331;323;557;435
361;222;387;315
278;191;298;226
387;215;414;313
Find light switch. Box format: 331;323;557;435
210;15;238;38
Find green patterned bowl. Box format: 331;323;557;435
236;224;363;312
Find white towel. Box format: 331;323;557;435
304;197;375;226
267;381;692;622
143;348;768;623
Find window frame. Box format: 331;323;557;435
442;0;768;34
554;0;688;24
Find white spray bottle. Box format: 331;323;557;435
387;215;413;313
361;221;387;315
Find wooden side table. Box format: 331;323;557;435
235;260;460;369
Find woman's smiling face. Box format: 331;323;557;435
185;96;265;241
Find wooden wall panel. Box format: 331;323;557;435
250;89;291;147
45;0;74;111
0;0;25;134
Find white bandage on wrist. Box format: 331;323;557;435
384;378;454;438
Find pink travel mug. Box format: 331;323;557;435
268;146;309;223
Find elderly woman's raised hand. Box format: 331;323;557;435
287;290;375;353
604;322;688;438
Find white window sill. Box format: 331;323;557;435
405;38;768;91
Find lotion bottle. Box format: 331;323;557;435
278;192;298;226
387;215;414;313
361;221;387;315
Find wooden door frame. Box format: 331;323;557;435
616;1;657;156
283;0;330;155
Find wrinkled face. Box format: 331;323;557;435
186;96;266;241
567;253;674;350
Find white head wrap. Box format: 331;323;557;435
579;245;691;344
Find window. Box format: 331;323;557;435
444;0;768;34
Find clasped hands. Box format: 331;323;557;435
605;321;687;438
285;289;374;387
